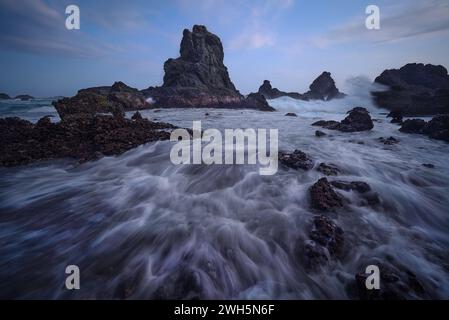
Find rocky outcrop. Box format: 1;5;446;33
53;81;150;120
309;178;344;211
142;25;272;111
0;93;11;100
279;150;314;171
400;115;449;143
15;95;34;101
303;72;346;101
372;63;449;116
312;107;374;132
0;114;176;167
399;119;427;133
258;80;304;100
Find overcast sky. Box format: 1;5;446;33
1;0;449;97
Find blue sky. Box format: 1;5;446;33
1;0;449;97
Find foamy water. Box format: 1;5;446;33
1;82;449;299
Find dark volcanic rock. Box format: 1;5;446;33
372;63;449;116
242;93;275;111
53;81;150;120
399;119;426;133
15;94;34;101
303;72;346;101
331;181;371;194
338;107;374;132
387;109;403;124
422;163;435;169
378;136;399;145
285;113;298;117
0;115;176;167
141;25;270;111
279;150;314;171
309;178;344;211
422;114;449;142
309;215;344;256
315;130;326;137
258;80;305;100
0;93;11;100
317;163;340;176
353;262;427;300
312;107;374;132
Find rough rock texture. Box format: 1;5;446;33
399;119;427;134
279;150;314;171
309;215;345;256
303;72;346;101
312;107;374;132
53;81;150;120
0;114;176;167
0;93;11;99
309;178;344;211
331;181;371;193
352;262;427;300
372;63;449;116
142;25;272;111
317;163;340;176
15;95;34;101
258;80;304;100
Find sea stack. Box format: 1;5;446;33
142;25;274;111
303;72;346;101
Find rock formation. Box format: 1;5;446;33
142;25;274;111
372;63;449;116
15;94;34;101
303;72;346;101
258;80;304;100
0;93;11;100
399;114;449;143
53;81;150;120
0;114;176;167
278;150;314;171
312;107;374;132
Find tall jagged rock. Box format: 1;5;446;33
372;63;449;116
303;72;345;101
142;25;274;111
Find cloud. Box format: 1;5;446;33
311;0;449;48
230;32;275;49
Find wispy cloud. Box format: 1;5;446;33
311;0;449;48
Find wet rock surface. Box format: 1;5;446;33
258;80;304;100
317;163;340;176
312;107;374;133
0;114;176;167
315;130;326;137
309;178;344;211
331;181;371;193
309;215;345;257
285;112;298;117
279;150;314;171
399;115;449;143
378;136;400;145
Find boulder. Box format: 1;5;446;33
399;119;427;134
309;178;344;211
422;114;449;142
303;72;346;101
279;150;314;171
53;81;150;120
315;130;327;137
372;63;449;116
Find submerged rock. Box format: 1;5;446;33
317;163;340;176
309;215;345;256
378;136;400;145
0;115;176;167
279;150;314;171
331;181;371;193
285;113;298;117
315;130;327;137
309;178;344;211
